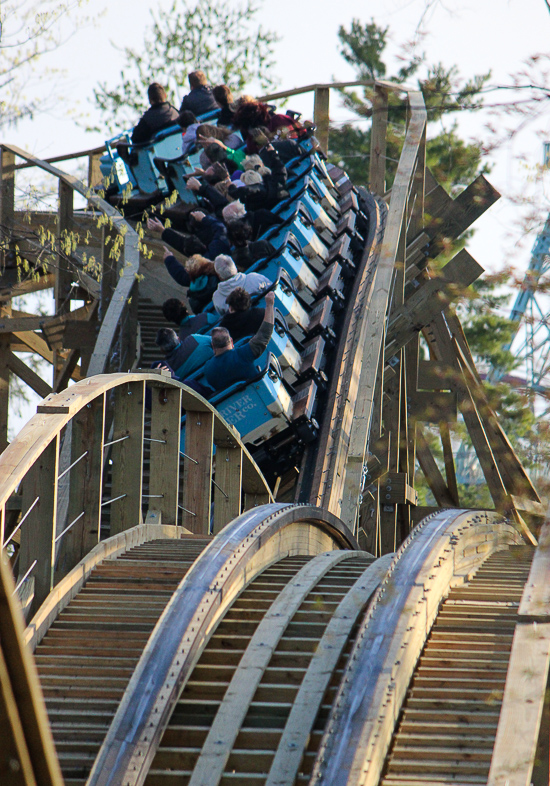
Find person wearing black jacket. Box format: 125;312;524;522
219;288;265;341
221;201;282;241
227;144;288;211
132;83;179;144
213;85;236;127
226;220;275;270
179;70;218;116
147;214;230;261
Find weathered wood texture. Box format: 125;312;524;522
0;544;64;786
149;386;182;526
310;510;522;786
109;381;145;535
488;623;550;786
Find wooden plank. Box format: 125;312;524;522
181;410;213;535
0;642;36;786
488;622;550;786
56;393;105;579
313;87;330;156
440;419;459;506
6;351;52;399
149;386;181;527
110;381;145;535
417;359;452;390
10;330;82;382
88;152;103;189
55;180;74;316
84;505;355;786
339;91;426;528
25;520;185;652
187;551;362;786
265;554;392;786
1;147;16;267
0;524;64;786
19;437;58;615
409;390;457;423
385;250;484;357
243;492;271;511
213;446;242;535
0;332;10;452
369;85;389;195
416;427;457;508
52;349;80;394
518;518;550;619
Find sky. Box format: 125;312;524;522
11;0;550;267
5;0;550;432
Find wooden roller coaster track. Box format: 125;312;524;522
0;79;548;786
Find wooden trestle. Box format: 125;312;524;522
0;79;548;786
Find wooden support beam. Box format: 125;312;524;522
488;622;550;786
52;350;80;394
19;437;59;615
56;394;105;579
0;275;56;304
386;249;484;357
379;472;417;505
313;87;330;156
5;352;52;399
88;153;103;189
0;147;16;268
0;531;64;786
369;85;388;195
149;386;181;527
440;419;459;506
408;390;457;422
55;180;74;316
519;518;550;620
181;410;213;534
424;172;500;257
213;446;242;535
0;332;10;452
416;426;457;508
110;381;145;535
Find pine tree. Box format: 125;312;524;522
330;19;490;192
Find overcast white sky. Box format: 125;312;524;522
11;0;550;270
5;0;550;432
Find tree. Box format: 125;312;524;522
0;0;92;129
92;0;279;133
330;19;490;191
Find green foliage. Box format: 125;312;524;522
330;19;490;191
0;0;92;128
458;276;519;374
92;0;279;133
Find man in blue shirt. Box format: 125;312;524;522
155;328;213;379
203;291;274;391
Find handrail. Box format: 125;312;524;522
2;144;140;377
13;144;106;171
